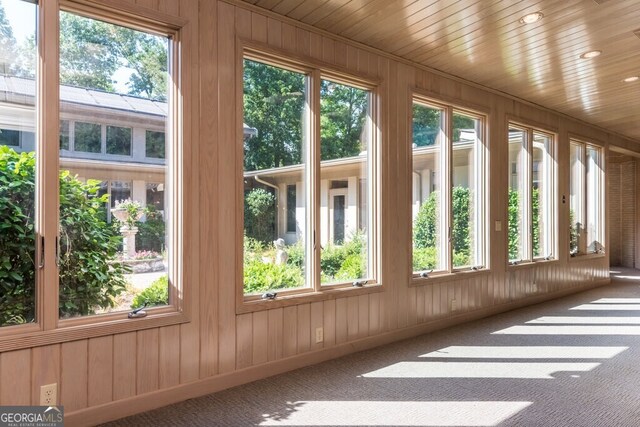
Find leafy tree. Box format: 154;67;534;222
0;3;17;75
58;12;120;91
244;187;276;244
15;11;167;100
0;146;128;325
243;59;305;171
320;80;368;160
412;105;476;147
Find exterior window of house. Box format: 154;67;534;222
412;99;486;276
109;180;132;207
0;0;37;329
74;121;101;153
570;140;604;255
508;123;556;264
146;182;165;211
0;129;21;146
59;10;171;320
146;130;165;158
60;120;70;150
106;125;132;155
286;184;296;233
242;52;378;299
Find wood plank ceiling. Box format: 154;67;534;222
240;0;640;142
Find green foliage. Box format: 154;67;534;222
412;106;476;147
412;247;437;271
131;275;168;309
137;206;166;252
59;172;129;317
413;187;474;269
508;189;520;260
14;11;167;100
413;191;438;249
0;146;129;324
243;60;305;171
243;236;304;294
243;259;305;294
335;253;365;281
507;188;541;260
531;187;541;257
320;80;368;160
0;146;36;325
0;3;18;75
451;186;471;266
321;231;366;282
569;209;578;255
244;188;276;244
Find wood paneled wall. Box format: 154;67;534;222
0;1;634;425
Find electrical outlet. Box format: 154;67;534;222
40;383;57;406
531;283;538;293
450;299;458;312
315;327;324;343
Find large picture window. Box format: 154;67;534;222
570;140;604;255
0;0;182;340
507;124;556;264
242;52;377;299
411;98;486;276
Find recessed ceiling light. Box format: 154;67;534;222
519;12;544;24
623;76;639;82
580;50;602;59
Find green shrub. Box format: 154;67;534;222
59;171;129;317
137;205;165;252
335;253;365;280
0;147;37;325
243;259;304;294
413;191;438;249
413;246;436;271
321;231;366;282
0;146;128;325
132;275;169;309
286;241;305;268
244;188;276;244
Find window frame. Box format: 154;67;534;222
506;121;557;267
410;94;488;283
569;137;605;258
238;45;381;311
0;0;189;352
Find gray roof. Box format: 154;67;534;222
0;75;258;135
0;75;168;116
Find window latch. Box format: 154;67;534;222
128;303;148;319
38;235;45;269
262;292;277;300
471;265;484;271
55;236;60;267
544;253;553;260
420;269;433;278
353;280;367;287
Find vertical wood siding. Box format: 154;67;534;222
0;1;629;424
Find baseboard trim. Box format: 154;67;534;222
67;278;609;426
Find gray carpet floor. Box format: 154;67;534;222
103;268;640;426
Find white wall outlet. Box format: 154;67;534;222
531;283;538;293
40;383;57;406
495;220;502;232
450;299;458;312
315;327;324;343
